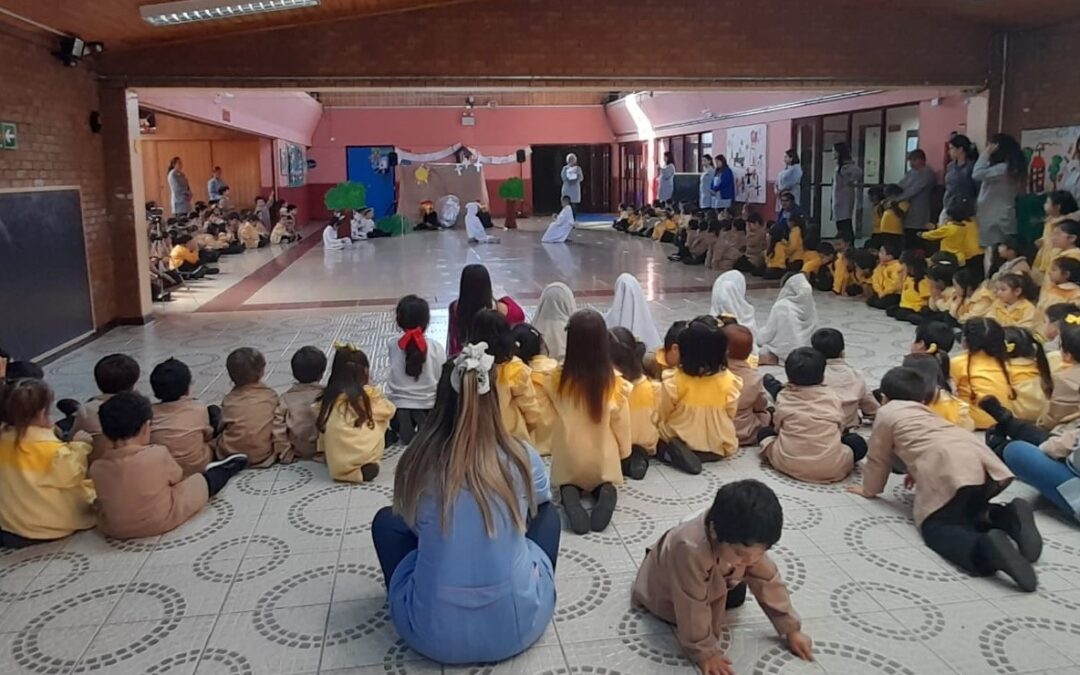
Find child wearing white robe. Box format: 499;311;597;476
323;221;352;251
532;282;577;361
542;197;576;244
604;273;662;352
759;274;818;365
465;202;499;244
709;271;759;347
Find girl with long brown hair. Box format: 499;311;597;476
372;344;558;664
539;309;631;534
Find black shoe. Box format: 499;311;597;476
206;454;249;476
360;463;380;482
763;374;783;400
385;428;400;446
560;485;590;535
627;446;649;480
983;529;1038;592
978;396;1010;424
658;439;702;475
985;427;1009;456
590;483;618;532
992;499;1042;563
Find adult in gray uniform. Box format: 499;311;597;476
658;152;676;203
167;156;193;217
560;154;583;219
942;135;979;219
699;155;715;209
972;133;1027;254
831;142;863;244
898;149;937;249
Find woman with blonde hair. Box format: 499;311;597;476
371;344;558;665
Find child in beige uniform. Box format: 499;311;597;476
721;325;770;446
71;353;141;464
149;358;216;477
609;326;659;480
849;367;1041;592
811;328;879;429
633;480;813;673
760;348;867;483
216;348;293;467
316;344;395;483
275;346;327;461
90;392;247;540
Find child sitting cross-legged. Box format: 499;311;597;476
90;392;247;540
316;344;395;483
216;348;293;467
72;353;141;464
991;274;1039;332
470;309;543;447
644;320;687;380
811;328;878;429
511;324;558;457
149;358;217;477
848;367;1041;592
867;239;903;310
275;346;328;461
609;326;659;480
722;324;770;446
385;296;445;446
632;480;814;674
760;347;867;483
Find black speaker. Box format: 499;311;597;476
387;151;399;167
88;111;102;134
516;149;526;163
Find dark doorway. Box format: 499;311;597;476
531;144;612;215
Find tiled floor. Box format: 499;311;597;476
7;229;1080;674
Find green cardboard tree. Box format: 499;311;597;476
498;177;525;229
324;181;367;211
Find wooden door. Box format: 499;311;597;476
211;140;262;210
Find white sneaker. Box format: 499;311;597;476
206;454;249;472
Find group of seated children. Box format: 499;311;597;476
147;197;301;301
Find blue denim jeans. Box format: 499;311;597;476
1003;441;1078;518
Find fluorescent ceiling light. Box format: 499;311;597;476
140;0;320;26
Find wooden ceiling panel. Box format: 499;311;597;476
0;0;481;50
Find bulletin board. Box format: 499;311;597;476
726;124;767;204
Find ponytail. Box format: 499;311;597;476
395;295;432;381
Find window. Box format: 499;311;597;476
658;132;712;171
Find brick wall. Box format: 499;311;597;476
100;0;994;88
995;22;1080;134
0;23;119;328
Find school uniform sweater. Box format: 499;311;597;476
626;375;661;454
950;352;1017;430
0;427;95;540
928;390;975;431
216;383;292;467
954;286;995;323
823;358;879;429
832;255;852;295
878;203;907;235
920;219;980;265
318;389;395;483
496;357;543;446
765;240;789;271
761;384;852;484
632;512;800;665
1039;282;1080;314
527;355;559;456
787;226;805;262
1038;362;1080;430
744;228;767;269
275;383;325;461
89;443;209;539
71;393;114;464
1005;357;1049;422
871;259;903;298
862;401;1013;526
928;287;958;315
899;276;932;312
540;369;632;490
1042;247;1080;296
990;299;1038;332
169;244;199;270
657;369;742;458
727;359;770;445
150;397;214;477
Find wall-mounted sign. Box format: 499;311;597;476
1;122;17;150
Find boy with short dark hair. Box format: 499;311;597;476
633;479;813;673
849;367;1041;592
149;358;217;477
810;328;878;429
216;348;292;467
72;354;141;463
868;239;903;309
275;346;328;461
90;391;246;540
759;347;867;483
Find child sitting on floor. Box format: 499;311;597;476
609;327;658;480
848;367;1041;592
1042;218;1080;297
760;222;790;280
868;239;903;310
275;346;328;461
384;296;445;446
1039;258;1080;331
1002;327;1053;423
890;251;931;324
812;328;878;429
217;347;293;467
90;392;247;540
993;236;1032;280
73;353;141;464
759;347;866;483
904;352;975;431
656;320;742;475
738;214;767;274
149;358;216;477
632;480;813;673
0;379;95;547
722;324;770;446
512;324;558;457
924;265;958;324
316;344;395;483
952;318;1018;430
471;309;543;446
644;320;687;380
952;268;995;324
804;242;836;292
991;273;1039;332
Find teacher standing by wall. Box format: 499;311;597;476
561;154;583;219
167;157;193;217
699;155;716;209
657;152;676;204
972;133;1027;255
831;142;863;244
712;154;735;210
776;149;803;211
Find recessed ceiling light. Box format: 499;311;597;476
140;0;320;26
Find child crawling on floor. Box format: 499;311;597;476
632;479;814;674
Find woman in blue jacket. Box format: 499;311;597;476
712;154;736;209
371;344;559;664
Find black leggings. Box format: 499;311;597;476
920;483;1010;576
391;408;430;444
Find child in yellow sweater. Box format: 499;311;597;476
1001;326;1053;423
316;345;395;483
1042;219;1080;296
991;274;1039;332
1033;191;1080;282
609;327;659;480
920;195;981;266
510;324;558;456
890;251;931;324
0;379;95;546
925;266;958;324
951;318;1018;430
1039;257;1080;329
471;310;543;446
904;351;975;431
878;185;907;241
760;222;789;280
786;215;806;267
656;320;742;475
868;239;903;310
952;268;995;324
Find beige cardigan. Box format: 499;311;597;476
761;384;852;483
824;358;879;428
727;359;770;445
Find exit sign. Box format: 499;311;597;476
0;122;16;150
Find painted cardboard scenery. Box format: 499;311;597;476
1020;125;1080;196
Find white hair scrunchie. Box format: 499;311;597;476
451;342;495;395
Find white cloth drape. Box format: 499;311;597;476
758;274;818;362
533;282;577;361
709;271;758;345
542;205;575;243
322;225;351;250
604;273;662;351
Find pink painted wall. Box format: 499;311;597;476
707;119;792;213
918;96;970;178
307;106;614;184
136;89;323;146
